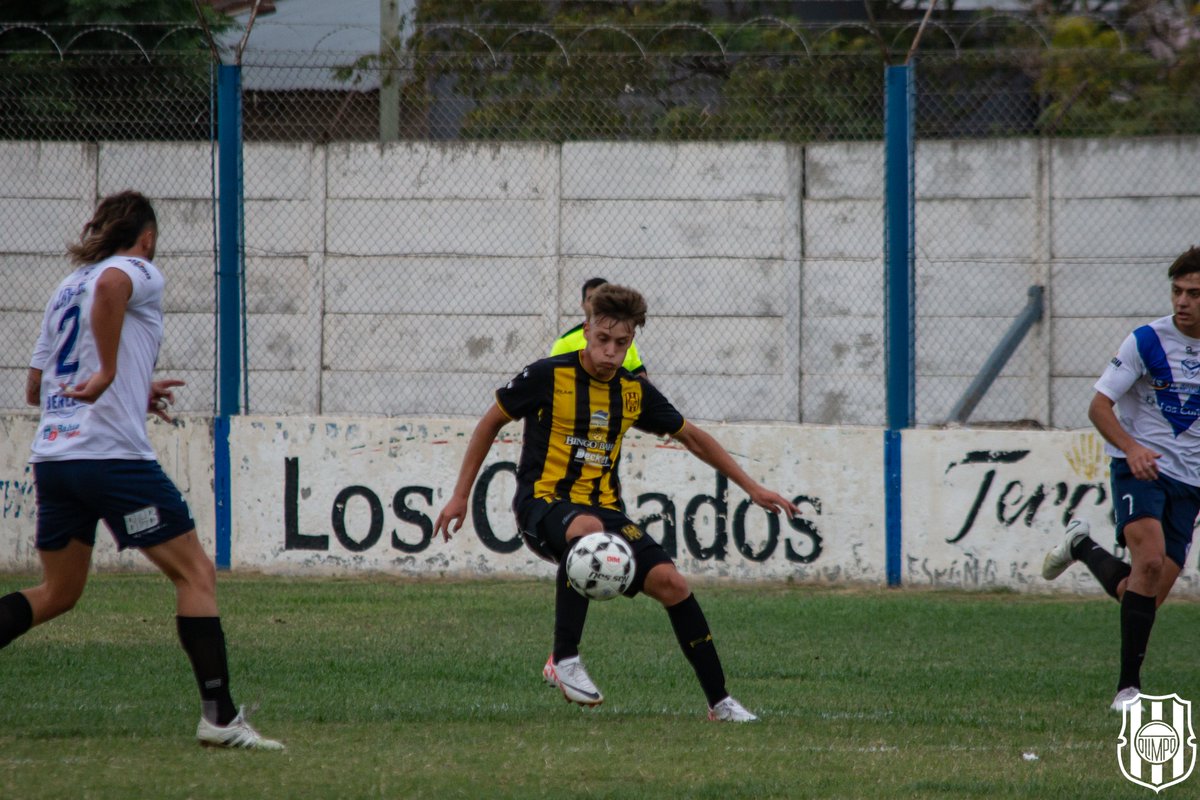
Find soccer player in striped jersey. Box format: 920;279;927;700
435;283;798;722
1042;246;1200;711
0;191;282;749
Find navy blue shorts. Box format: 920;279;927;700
33;460;195;552
1110;458;1199;570
517;500;672;597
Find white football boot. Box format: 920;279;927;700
543;654;604;707
1042;519;1091;580
196;707;285;750
708;696;759;722
1110;686;1141;713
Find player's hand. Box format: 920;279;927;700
1125;443;1162;481
749;487;800;519
434;495;469;542
149;378;186;423
60;372;114;405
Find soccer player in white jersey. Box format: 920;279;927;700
1042;246;1200;711
0;191;283;750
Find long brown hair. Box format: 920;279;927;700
68;190;157;266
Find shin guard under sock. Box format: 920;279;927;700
1070;536;1132;600
666;593;727;707
177;616;238;725
553;547;589;662
1118;591;1156;691
0;591;33;649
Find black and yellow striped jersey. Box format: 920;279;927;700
496;351;685;515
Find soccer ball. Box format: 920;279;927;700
565;532;636;601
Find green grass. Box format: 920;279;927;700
0;574;1196;799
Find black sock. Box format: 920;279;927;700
0;591;33;649
1070;536;1132;600
553;549;589;663
666;593;727;707
1118;591;1156;691
177;616;238;725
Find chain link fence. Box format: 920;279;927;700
0;23;219;415
2;14;1198;427
913;27;1200;427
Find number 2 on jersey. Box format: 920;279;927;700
55;305;81;378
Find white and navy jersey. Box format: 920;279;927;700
29;255;164;462
1094;314;1200;486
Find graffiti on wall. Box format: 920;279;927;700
281;457;824;565
944;436;1110;545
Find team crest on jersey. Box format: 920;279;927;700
623;390;640;415
1182;358;1200;379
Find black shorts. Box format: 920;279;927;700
1110;458;1198;570
518;500;672;597
33;459;195;551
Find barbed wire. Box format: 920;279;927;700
2;12;1185;60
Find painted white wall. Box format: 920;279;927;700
0;414;216;573
898;427;1187;595
227;416;882;584
4;414;1195;597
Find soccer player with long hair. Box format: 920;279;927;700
0;190;283;749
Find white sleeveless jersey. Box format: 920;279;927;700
1094;314;1200;486
29;255;164;462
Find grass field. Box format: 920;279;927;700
0;574;1196;799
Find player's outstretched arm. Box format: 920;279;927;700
671;423;799;518
434;403;511;542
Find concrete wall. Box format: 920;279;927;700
2;137;1197;427
3;413;1193;597
0;414;216;572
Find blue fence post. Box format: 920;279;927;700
884;63;915;587
214;63;244;570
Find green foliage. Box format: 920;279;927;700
369;1;1200;142
0;574;1192;799
0;4;227;141
1032;14;1200;136
393;2;889;142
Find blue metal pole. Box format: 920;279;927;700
885;64;914;430
214;63;244;570
883;64;915;587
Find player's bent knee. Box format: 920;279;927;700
1134;552;1165;577
36;585;83;621
644;563;690;605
